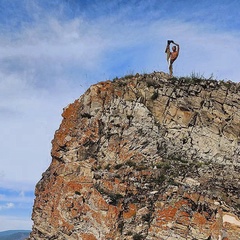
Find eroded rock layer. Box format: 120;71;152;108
29;72;240;239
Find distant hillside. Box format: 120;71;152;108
0;230;30;240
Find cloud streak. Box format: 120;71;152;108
0;215;32;231
0;202;14;211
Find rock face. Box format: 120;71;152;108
29;72;240;240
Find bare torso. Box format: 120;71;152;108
170;50;179;62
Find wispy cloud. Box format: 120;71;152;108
0;202;14;211
0;189;34;204
0;215;32;231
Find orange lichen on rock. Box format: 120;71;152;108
176;211;191;226
155;206;178;226
192;212;207;226
123;203;137;220
81;233;97;240
183;192;200;204
65;181;83;192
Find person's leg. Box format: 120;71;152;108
165;40;173;76
169;62;173;76
165;43;171;61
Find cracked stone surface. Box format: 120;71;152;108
28;72;240;239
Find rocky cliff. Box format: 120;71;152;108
29;72;240;240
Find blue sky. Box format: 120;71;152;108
0;0;240;231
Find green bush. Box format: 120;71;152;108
133;233;144;240
151;91;159;100
114;163;124;169
153;174;166;184
126;160;136;167
108;193;123;205
142;213;151;222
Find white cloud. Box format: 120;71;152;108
0;17;112;72
0;190;33;205
19;191;25;198
0;215;32;231
1;8;239;83
0;202;14;211
6;203;14;209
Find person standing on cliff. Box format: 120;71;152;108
165;40;180;77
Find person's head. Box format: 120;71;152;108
172;46;177;52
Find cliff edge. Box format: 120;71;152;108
29;72;240;240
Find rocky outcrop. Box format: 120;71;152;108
29;72;240;239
